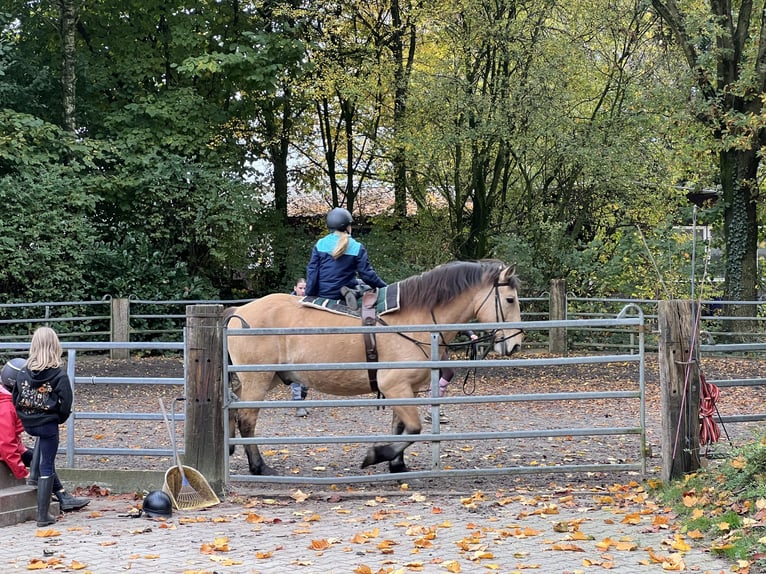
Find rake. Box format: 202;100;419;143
159;398;220;511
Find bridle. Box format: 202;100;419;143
471;277;525;344
408;275;524;356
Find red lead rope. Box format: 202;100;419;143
699;373;721;446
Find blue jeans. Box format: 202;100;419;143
290;382;307;401
23;421;59;477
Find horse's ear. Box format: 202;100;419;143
501;264;517;282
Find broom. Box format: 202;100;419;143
159;398;219;510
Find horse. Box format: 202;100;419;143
224;259;523;476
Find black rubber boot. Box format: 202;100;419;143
340;287;358;310
36;476;56;527
27;442;40;486
55;490;91;511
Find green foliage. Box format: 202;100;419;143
652;436;766;564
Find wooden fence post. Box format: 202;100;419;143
658;300;701;482
549;279;567;355
185;304;225;496
110;298;129;360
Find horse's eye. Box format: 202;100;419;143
506;297;515;304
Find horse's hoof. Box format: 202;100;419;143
389;462;408;473
361;448;377;468
252;465;279;476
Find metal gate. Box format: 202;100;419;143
223;305;646;485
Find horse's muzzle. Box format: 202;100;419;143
494;330;524;356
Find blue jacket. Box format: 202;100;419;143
305;233;386;300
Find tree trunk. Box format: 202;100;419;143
389;0;415;218
58;0;76;134
720;148;759;315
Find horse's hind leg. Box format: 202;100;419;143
228;375;242;456
388;417;408;473
361;406;421;471
233;372;280;475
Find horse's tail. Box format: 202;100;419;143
223;305;250;328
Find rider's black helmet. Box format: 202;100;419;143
326;207;353;231
142;490;173;517
1;358;26;392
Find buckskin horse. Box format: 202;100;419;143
224;260;523;475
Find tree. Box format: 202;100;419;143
650;0;762;310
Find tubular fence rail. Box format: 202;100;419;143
0;292;763;355
0;341;185;468
0;295;761;477
223;307;648;485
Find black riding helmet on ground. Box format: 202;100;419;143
326;207;353;231
142;490;173;517
1;357;27;391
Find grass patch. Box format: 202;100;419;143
649;436;766;571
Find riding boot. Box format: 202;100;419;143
54;489;91;511
27;441;41;486
36;476;56;527
340;287;358;310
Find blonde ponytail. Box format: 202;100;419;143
332;231;349;259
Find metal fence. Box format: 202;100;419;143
0;294;763;354
0;341;185;468
0;295;761;477
223;305;647;485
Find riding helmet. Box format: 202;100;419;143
326;207;353;231
1;358;27;391
142;490;173;517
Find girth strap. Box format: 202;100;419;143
361;290;380;395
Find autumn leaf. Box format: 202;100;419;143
34;528;61;537
730;456;747;469
661;553;686;571
291;489;310;503
310;539;331;550
551;543;585;552
442;560;461;572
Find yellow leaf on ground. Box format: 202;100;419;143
730;456;747;469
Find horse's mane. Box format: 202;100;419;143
397;260;520;310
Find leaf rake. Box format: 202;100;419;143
159;398;220;511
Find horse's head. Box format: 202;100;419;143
476;264;523;355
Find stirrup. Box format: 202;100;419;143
340;287;358;310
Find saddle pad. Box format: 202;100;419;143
299;284;400;316
298;296;356;317
376;284;400;315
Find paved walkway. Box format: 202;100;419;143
0;483;729;573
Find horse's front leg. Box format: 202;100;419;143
361;405;421;471
237;407;278;476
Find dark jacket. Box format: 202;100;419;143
12;366;73;427
305;233;386;300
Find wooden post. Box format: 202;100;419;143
110;298;130;360
549;279;567;355
185;304;225;496
658;300;701;482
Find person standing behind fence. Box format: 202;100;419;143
13;327;85;526
290;278;309;417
